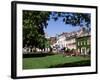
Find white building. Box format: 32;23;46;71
56;35;66;48
51;27;85;50
53;32;77;50
66;37;76;50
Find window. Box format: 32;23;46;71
84;41;86;45
87;40;90;45
78;42;80;46
81;41;83;45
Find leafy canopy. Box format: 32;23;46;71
23;10;91;48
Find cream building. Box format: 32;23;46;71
66;37;76;50
51;27;85;50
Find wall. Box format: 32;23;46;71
0;0;100;80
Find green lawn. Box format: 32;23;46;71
23;54;90;69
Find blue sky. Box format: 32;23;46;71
44;17;81;37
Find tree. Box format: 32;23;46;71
23;11;91;49
51;12;90;27
23;11;50;49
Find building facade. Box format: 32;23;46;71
66;37;76;50
76;34;91;55
55;34;66;49
47;27;91;55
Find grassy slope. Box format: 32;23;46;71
23;54;90;69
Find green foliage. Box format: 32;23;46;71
51;12;91;27
23;11;51;48
45;39;50;48
23;11;91;48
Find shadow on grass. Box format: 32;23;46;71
48;60;91;68
23;53;55;58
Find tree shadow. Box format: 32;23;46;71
48;60;91;68
23;53;55;58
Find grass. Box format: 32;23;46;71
23;54;90;69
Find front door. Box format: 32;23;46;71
81;47;86;55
